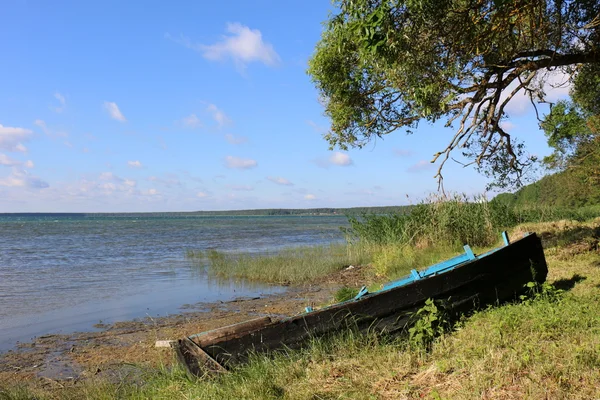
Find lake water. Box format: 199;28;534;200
0;215;348;351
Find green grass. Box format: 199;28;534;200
184;194;600;286
187;243;373;285
4;218;600;399
345;192;600;249
333;286;360;302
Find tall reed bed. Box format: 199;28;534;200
345;193;600;248
190;194;600;283
342;193;600;277
344;193;513;248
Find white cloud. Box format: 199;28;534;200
329;152;353;166
182;113;202;128
53;92;66;113
63;173;139;198
207;104;231;128
225;133;247;145
196;23;280;69
0;124;32;152
0;175;26;187
103;101;127;122
224;155;257;169
0;154;34;169
55;92;66;105
34;119;48;134
128;160;143;168
267;176;293;186
407;160;434;173
502;70;572;116
304;194;317;200
0;154;20;167
499;121;515;132
145;188;158;196
101;182;117;191
0;168;48;189
544;70;572;102
197;191;209;198
99;172;116;181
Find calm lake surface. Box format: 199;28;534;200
0;215;348;352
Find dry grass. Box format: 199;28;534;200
3;219;600;399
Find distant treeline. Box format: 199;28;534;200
0;206;414;218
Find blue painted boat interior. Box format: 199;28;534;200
349;231;530;302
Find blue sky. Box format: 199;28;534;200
0;1;570;212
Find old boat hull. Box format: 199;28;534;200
176;232;547;375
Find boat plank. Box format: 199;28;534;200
178;233;547;372
189;316;274;347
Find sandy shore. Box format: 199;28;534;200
0;265;368;389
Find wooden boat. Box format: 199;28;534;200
175;231;547;376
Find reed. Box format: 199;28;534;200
187;243;373;284
4;219;600;399
344;192;600;251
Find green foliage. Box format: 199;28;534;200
573;63;600;117
408;299;450;350
309;0;600;187
188;243;372;284
495;170;600;209
539;61;600;198
541;100;592;170
345;193;514;249
371;245;408;277
5;220;600;399
520;281;564;305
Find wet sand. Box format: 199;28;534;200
0;265;368;389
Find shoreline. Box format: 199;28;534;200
0;265;368;386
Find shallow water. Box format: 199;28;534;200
0;215;347;351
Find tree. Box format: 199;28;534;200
541;63;600;187
308;0;600;188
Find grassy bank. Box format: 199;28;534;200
192;194;600;285
2;218;599;399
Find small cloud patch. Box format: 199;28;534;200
128;160;143;168
193;23;280;70
267;176;293;186
224;156;257;170
182;114;202;128
103;101;127;122
0;124;32;152
225;133;247;145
